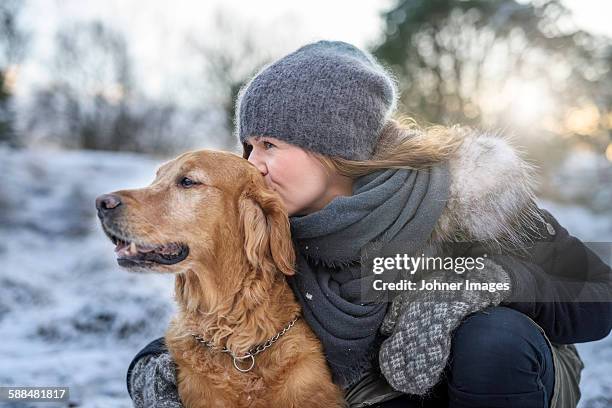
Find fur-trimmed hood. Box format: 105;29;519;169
432;129;542;248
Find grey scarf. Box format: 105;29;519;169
286;164;450;390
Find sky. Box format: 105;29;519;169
16;0;393;101
13;0;612;104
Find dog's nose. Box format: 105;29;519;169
96;194;122;216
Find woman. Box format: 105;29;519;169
126;41;611;408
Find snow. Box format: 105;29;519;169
551;149;612;213
0;146;177;407
0;146;610;407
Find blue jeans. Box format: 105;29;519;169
376;306;555;408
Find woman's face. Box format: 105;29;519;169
245;136;352;216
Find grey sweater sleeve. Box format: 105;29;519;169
128;353;184;408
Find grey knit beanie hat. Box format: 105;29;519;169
235;40;398;161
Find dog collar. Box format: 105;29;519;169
190;315;300;373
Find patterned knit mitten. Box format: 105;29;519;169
378;258;512;395
129;352;184;408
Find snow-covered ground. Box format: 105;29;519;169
0;147;177;408
0;146;610;408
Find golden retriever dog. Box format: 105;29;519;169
96;149;345;408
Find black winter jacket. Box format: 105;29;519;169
495;208;612;344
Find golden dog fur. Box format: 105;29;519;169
101;150;345;407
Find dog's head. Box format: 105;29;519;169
95;149;295;280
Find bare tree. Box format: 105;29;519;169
188;8;274;149
374;0;611;151
0;0;28;146
33;20;136;150
24;20;201;154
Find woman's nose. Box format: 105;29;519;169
248;152;267;176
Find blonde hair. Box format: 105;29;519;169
312;117;465;179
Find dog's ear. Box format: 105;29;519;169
239;176;295;276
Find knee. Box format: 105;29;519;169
449;306;553;394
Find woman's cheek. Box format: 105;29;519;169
269;184;289;210
282;192;294;213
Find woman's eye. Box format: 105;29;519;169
263;141;275;149
180;177;196;188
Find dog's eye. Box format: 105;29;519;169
179;177;197;188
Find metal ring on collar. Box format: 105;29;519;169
233;354;256;372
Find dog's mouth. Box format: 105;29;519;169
103;228;189;267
